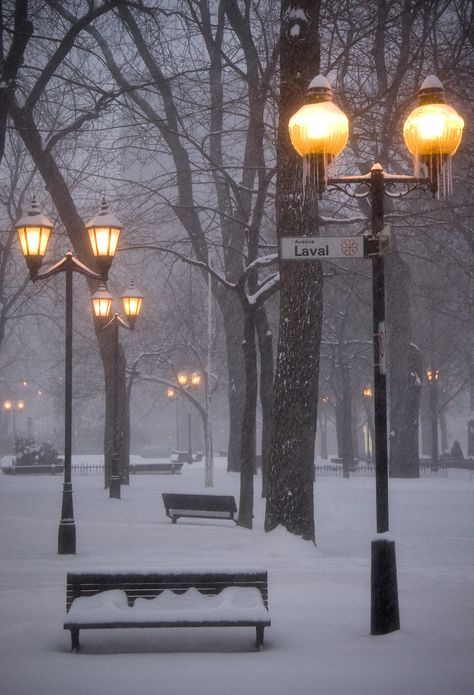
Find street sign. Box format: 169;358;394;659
281;236;364;260
281;227;391;261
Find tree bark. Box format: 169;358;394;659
386;244;421;478
265;1;322;542
256;306;274;497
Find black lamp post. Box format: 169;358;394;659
288;74;464;634
3;399;25;445
91;281;143;499
426;369;440;469
166;387;180;449
16;199;120;554
177;371;202;463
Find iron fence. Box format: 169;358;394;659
315;464;448;478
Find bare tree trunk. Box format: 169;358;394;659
256;306;274;498
339;354;354;478
387;245;421;478
237;303;257;528
219;293;246;472
265;0;322;542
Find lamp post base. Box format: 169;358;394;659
109;475;121;499
371;536;400;634
58;521;76;555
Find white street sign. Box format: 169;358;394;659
281;236;364;260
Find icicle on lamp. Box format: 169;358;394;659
288;75;349;196
403;75;464;197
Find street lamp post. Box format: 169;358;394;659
166;387;180;449
3;399;25;445
16;199;120;554
363;387;374;464
288;75;464;634
176;371;201;463
426;369;440;469
91;281;143;499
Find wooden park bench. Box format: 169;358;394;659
162;492;237;524
64;569;270;651
130;461;184;475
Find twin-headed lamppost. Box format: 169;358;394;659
288;74;464;634
15;198;123;554
426;368;440;468
91;281;143;499
176;371;202;462
3;399;25;442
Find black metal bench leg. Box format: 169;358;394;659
256;626;264;650
70;629;80;652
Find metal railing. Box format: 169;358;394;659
315;463;448;478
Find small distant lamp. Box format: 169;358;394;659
191;372;201;387
121;281;143;330
426;369;440;382
15;199;53;278
177;372;188;387
86;198;123;281
167;387;176;399
403;75;464;196
288;75;349;196
363;387;374;398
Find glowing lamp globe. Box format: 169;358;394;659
289;75;349;195
191;372;201;387
15;199;53;278
121;281;143;330
403;76;464;196
91;284;113;322
86;198;123;281
177;372;188;387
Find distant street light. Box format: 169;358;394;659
175;370;202;462
16;198;120;554
3;399;25;442
363;387;374;463
289;74;464;634
426;369;440;469
166;387;180;450
91;281;143;499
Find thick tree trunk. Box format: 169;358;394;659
98;326;130;488
237;303;257;528
339;356;354;478
265;0;322;543
219;292;246;472
387;245;421;478
256;305;274;498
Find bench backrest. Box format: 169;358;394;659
162;493;237;513
66;571;268;611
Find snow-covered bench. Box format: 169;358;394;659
64;569;270;651
162;492;237;524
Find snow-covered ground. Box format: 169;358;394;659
0;456;473;695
